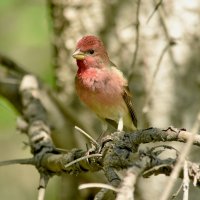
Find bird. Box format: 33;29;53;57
72;35;137;132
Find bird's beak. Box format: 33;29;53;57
72;49;85;60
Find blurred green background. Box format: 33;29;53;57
0;0;57;199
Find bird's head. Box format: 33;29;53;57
73;35;110;70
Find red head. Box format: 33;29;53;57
73;35;110;73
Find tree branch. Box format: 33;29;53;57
128;0;141;81
1;72;200;199
0;53;28;76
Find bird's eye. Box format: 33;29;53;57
88;49;94;54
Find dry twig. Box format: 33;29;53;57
183;161;189;200
75;126;99;147
146;0;164;23
38;174;49;200
64;154;102;169
0;53;27;75
153;0;178;69
79;183;118;192
128;0;141;81
171;183;183;199
160;116;200;200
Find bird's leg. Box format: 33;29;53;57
117;116;123;131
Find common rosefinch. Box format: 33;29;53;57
73;35;137;131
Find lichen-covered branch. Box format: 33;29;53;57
1;64;200;199
19;75;55;156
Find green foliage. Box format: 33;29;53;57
0;98;16;131
0;1;55;199
0;0;53;85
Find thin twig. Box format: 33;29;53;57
160;114;200;200
79;183;118;192
146;0;164;24
54;147;69;153
38;174;49;200
38;188;45;200
171;183;183;199
75;126;99;147
0;158;35;166
128;0;141;81
154;0;179;69
94;188;109;200
0;53;27;75
183;161;189;200
64;153;102;169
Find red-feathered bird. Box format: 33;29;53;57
73;35;137;131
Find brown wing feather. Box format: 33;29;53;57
107;61;137;128
105;118;118;129
122;86;137;128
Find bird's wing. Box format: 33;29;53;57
109;60;137;128
105;118;118;129
122;86;137;128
